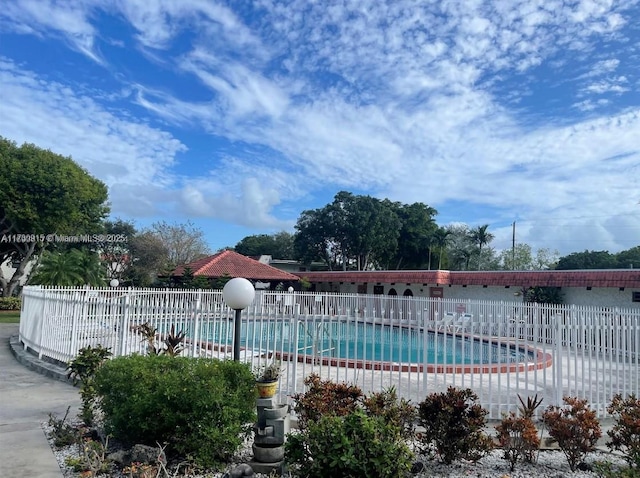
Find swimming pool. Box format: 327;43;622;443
197;318;551;373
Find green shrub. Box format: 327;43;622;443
594;460;640;478
47;406;79;448
495;412;540;471
134;322;186;357
607;393;640;469
67;345;112;425
285;408;413;478
494;393;543;471
94;355;256;469
361;386;417;441
417;386;493;464
0;297;20;310
541;396;602;472
292;373;363;431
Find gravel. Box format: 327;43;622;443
44;422;628;478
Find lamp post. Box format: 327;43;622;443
222;277;255;361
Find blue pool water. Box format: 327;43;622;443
199;319;534;365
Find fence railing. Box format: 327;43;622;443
19;286;640;418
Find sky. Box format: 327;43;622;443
1;0;639;258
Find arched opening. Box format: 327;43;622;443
403;289;413;297
388;288;397;296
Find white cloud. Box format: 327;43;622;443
581;58;620;78
113;0;263;53
2;1;640;254
0;58;299;226
0;59;185;209
0;0;101;62
179;52;291;119
584;77;629;94
572;98;610;111
179;177;294;229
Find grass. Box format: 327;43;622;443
0;311;20;323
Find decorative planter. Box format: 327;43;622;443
256;380;278;398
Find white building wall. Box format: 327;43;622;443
313;281;640;309
562;287;637;308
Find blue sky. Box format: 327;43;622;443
1;0;639;257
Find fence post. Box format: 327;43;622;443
192;291;202;357
35;287;46;356
291;316;299;396
68;289;82;359
116;291;131;357
554;310;563;407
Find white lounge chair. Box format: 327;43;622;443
439;312;456;332
456;313;473;333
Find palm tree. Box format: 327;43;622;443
470;224;494;270
433;228;451;270
452;248;473;270
30;249;105;286
76;249;107;286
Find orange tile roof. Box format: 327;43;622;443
297;269;640;288
172;250;300;282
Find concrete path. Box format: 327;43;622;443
0;324;80;478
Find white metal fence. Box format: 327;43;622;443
19;285;640;418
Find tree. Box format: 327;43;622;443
212;272;232;289
498;244;558;271
234;231;294;258
190;275;211;289
98;219;136;281
293;192;402;271
294;207;337;269
124;232;169;287
341;195;401;270
0;137;109;296
29;249;105;286
469;224;495;270
524;286;564;304
533;248;560;270
443;224;476;270
271;231;295;259
147;221;210;270
175;265;210;289
555;250;617;270
387;202;438;270
235;234;275;257
615;246;640;269
433;227;452;270
500;243;534;270
180;266;195;289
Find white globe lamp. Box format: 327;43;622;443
222;278;255;361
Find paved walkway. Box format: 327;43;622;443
0;324;80;478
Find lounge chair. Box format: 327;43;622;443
456;313;473;333
439;312;456;332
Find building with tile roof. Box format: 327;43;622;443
171;250;300;288
296;269;640;308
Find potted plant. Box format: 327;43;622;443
255;360;282;398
